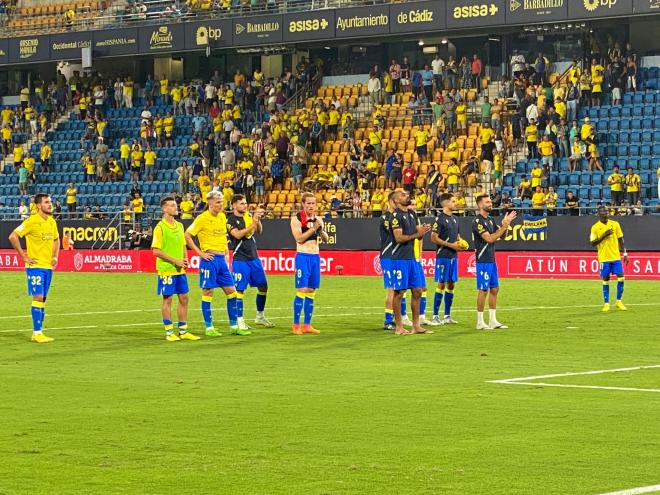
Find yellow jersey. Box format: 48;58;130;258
120;143;130;159
144;150;157;166
40;145;52;160
530;168;542;187
24;157;35;172
479;127;494;144
608;173;624;192
1;127;11;140
539;141;554;156
590;219;623;263
625;174;640;192
186;210;229;253
532;191;545;207
415;129;429;147
180;200;194;219
132;198;144;213
14;214;59;270
525;125;538;142
446;165;460;185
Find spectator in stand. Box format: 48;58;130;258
569;136;584;172
525;119;538;159
625;167;641;206
446;159;460;193
402;162;416;194
18;163;28;195
586;134;603;172
510;50;526;78
531;186;545;216
545;186;558;216
538;135;555;170
566;191;580;216
471;54;483;90
608;165;625;205
459;57;471;90
368;72;381;106
422;65;434;101
431;54;444;93
517;174;532;200
389;59;401;94
66;183;77;215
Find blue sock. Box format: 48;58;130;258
444;289;455;317
616;278;624;301
163;318;174;334
236;292;244;318
384;308;394;325
420;291;427;316
401;297;407;316
256;291;267;312
293;292;305;325
177;321;188;334
31;301;45;332
602;282;610;304
303;294;315;325
201;296;213;329
433;289;443;316
226;293;238;326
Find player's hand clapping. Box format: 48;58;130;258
417;224;432;237
501;211;518;227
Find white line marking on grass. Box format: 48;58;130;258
2;302;660;320
490;365;660;394
0;313;385;334
597;484;660;495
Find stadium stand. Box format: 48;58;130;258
1;50;659;220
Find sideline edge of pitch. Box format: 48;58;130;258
596;483;660;495
489;365;660;394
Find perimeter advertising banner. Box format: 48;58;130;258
505;0;568;23
389;1;447;33
1;216;660;251
568;0;633;18
334;5;391;38
184;19;233;50
283;10;336;43
633;0;660;13
446;0;506;28
49;31;93;61
0;38;9;65
2;249;660;279
92;28;139;57
138;23;186;54
8;35;50;64
232;14;283;45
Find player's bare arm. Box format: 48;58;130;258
290;216;320;244
619;237;628;264
8;230;36;266
480;211;517;244
316;218;330;243
431;232;465;251
393;224;430;244
184;231;214;261
153;247;187;269
591;228;613;247
51;236;60;269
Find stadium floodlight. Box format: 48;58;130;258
418;40;425;47
441;38;448;44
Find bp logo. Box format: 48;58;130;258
584;0;618;10
196;26;222;46
74;252;84;271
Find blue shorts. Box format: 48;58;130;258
381;257;393;289
232;258;268;291
435;257;459;284
199;255;235;289
476;262;499;291
295;252;321;289
26;268;53;297
600;260;624;278
158;274;189;296
390;258;426;291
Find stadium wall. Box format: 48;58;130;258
0;217;658;251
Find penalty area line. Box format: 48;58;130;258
489;365;660;394
596;484;660;495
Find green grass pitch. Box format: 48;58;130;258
1;272;660;495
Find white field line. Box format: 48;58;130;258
490;365;660;394
597;484;660;495
2;302;660;320
0;312;384;334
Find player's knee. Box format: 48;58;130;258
447;282;455;290
32;295;45;302
179;294;189;304
257;286;268;293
